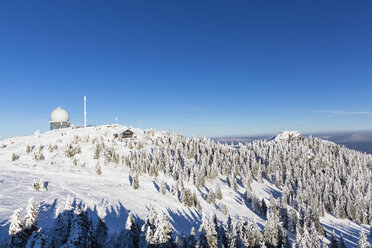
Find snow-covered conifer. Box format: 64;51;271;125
132;174;139;190
9;208;23;236
358;229;371;248
329;230;338;248
39;178;46;191
153;213;173;247
32;179;40;191
188;227;196;248
338;233;346;248
160;181;167;195
215;184;223;200
24;198;39;232
95;161;102;175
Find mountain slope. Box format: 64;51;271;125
0;125;371;247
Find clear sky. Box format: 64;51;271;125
0;1;371;139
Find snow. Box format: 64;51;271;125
0;125;370;247
274;130;302;142
0;126;262;233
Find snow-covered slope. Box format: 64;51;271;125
0;125;371;247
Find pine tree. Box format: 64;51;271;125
263;208;279;247
132;174;140;190
310;222;321;248
153;213;173;247
9;208;24;235
160;181;167;195
94;216;108;247
39;178;46;191
32;179;40;191
198;216;211;248
9;208;26;247
321;238;329;248
329;230;338;248
52;195;75;247
215;184;223;200
299;224;312;248
24;198;39;232
187;227;196;248
338;233;346;248
358;229;371;248
63;204;91;247
95;161;102;175
118;212;139;248
145;226;155;246
141;206;158;247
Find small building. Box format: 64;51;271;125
50;107;70;130
113;129;134;139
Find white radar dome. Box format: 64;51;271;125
50;107;69;123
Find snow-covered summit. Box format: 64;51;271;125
273;130;302;142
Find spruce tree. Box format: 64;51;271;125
338;233;346;248
329;230;338;248
153;214;173;247
63;204;91;247
187;227;196;248
24;198;39;232
9;208;25;247
358;229;371;248
310;222;321;248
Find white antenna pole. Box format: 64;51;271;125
84;96;87;128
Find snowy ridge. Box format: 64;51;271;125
273;131;302;142
0;125;371;247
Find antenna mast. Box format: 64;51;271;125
84;96;87;128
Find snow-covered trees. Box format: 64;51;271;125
3;126;372;247
140;207;174;247
32;178;47;191
118;212;140;248
24;198;39;232
9;208;24;236
8;199;40;247
132;174;140;189
329;230;338;248
358;229;371;248
65;143;81;158
263;207;280;247
160;181;167;195
11;153;19;161
95;161;102;175
8;208;25;247
153;214;173;247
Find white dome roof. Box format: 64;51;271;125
50;107;69;123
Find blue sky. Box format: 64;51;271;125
0;1;371;138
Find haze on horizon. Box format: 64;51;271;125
0;1;371;139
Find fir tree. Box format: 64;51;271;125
153;214;173;247
310;222;321;248
63;204;91;247
118;212;139;248
95;161;102;175
263;208;279;247
358;229;371;248
160;181;167;195
215;184;223;200
329;230;338;248
8;208;25;247
24;198;39;232
187;227;196;248
338;233;346;248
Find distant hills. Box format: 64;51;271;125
213;130;372;154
